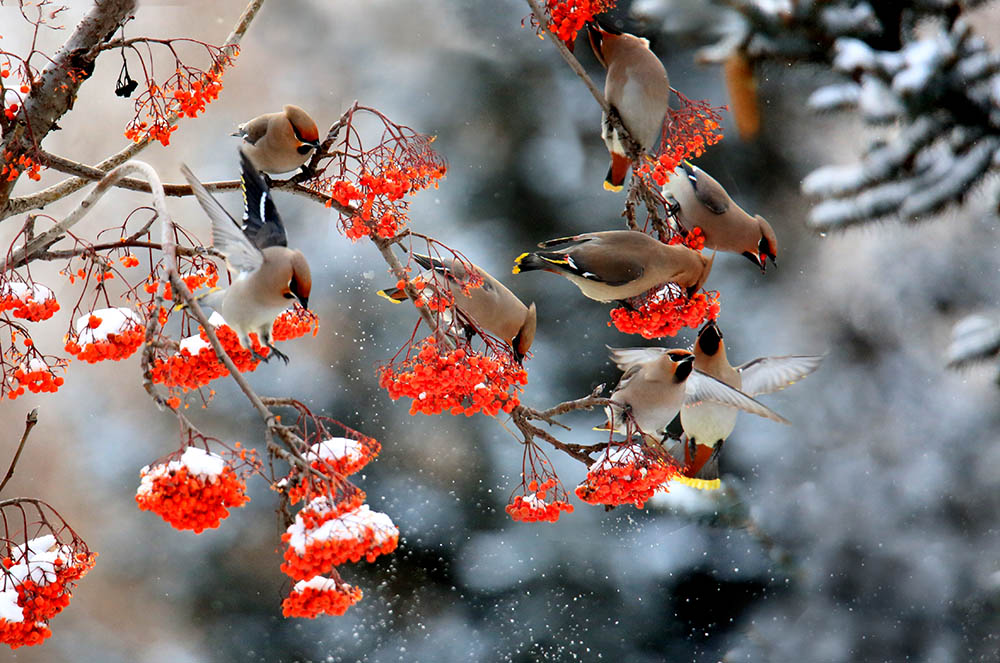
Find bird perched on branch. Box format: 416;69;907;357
668;320;824;489
378;254;537;364
664;161;778;272
179;149;312;364
512;230;712;302
587;21;670;192
596;346;787;448
233;104;321;176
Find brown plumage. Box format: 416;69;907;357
588;23;670;191
234;104;321;175
665;161;778;272
379;255;536;364
513;230;712;302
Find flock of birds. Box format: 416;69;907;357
177;20;823;490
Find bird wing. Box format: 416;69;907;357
738;355;825;396
682;161;729;215
606;345;667;372
552;244;644;285
239;149;288;249
685;370;789;423
612;363;643;394
237;115;268;144
180;164;263;275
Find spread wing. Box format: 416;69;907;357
684;370;789;424
552;247;644;285
683;161;729;215
606;346;667;372
180;163;263;276
738;355;825;396
239;149;287;249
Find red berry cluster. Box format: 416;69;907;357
286;436;381;505
7;362;64;400
326;161;447;241
64;309;146;364
609;284;720;339
151;308;316;393
575;443;678;508
667;226;706;251
506;478;575;523
281;576;364;619
543;0;615;44
0;283;59;321
280;502;399;581
0;151;42;182
378;337;527;416
135;447;251;534
0;535;97;649
640;96;725;187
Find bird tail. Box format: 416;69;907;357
603;153;630;192
512;252;559;275
376;286;408;303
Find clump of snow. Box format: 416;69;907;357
833;38;877;72
1;282;54;302
0;589;23;622
3;535;71;589
286;504;397;553
179;334;211;356
292;576;339;592
305;437;365;465
893;35;952;95
74;307;141;345
208;311;227;327
136;447;226;496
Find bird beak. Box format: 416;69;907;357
306;140;320;148
297;295;309;310
230;130;241;137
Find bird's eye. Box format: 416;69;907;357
296;144;313;155
666;351;690;361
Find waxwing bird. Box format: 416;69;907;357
669;320;824;489
377;254;537;364
587;22;670;192
233;104;321;176
597;346;787;445
664;161;778;272
512;230;712;302
179;150;312;364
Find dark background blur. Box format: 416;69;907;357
4;1;1000;661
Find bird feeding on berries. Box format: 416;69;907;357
179;149;312;364
233;104;321;176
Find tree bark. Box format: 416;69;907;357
0;0;137;212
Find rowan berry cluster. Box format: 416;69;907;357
0;283;59;321
0;535;97;649
378;337;527;416
609;284;720;338
135;446;252;533
506;477;575;523
575;443;678;508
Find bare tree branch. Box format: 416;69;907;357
0;409;40;494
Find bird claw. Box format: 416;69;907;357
251;347;270;364
267;344;290;365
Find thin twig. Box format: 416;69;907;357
0;409;39;494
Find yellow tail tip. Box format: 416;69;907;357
673;475;721;491
376;289;403;303
603;180;624;192
512;252;530;274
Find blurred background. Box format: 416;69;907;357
4;0;1000;661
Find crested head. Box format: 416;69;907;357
288;250;312;309
756;215;778;264
696;320;723;357
665;349;695;382
283;104;319;144
514;302;537;364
